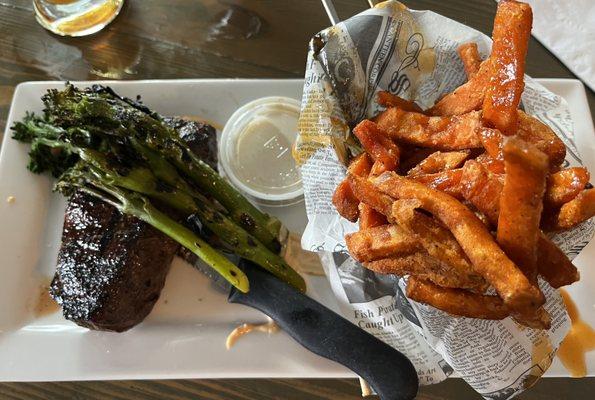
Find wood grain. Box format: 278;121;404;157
0;0;593;399
1;377;595;399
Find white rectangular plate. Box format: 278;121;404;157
0;79;593;382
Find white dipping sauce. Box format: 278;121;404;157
220;97;302;205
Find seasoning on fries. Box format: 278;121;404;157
377;91;422;112
406;277;510;320
331;0;593;328
550;188;595;230
482;0;532;135
458;42;482;79
407;150;470;177
496;137;548;283
376;171;545;315
427;61;491;116
545;167;590;208
374;108;484;150
410;169;465;199
345;224;420;262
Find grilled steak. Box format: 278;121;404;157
162;117;218;170
50;192;179;332
50;117;217;332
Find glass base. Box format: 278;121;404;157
33;0;125;37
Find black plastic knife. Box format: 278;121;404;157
221;259;419;400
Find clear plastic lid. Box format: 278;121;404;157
219;96;303;206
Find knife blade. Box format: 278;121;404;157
185;223;418;400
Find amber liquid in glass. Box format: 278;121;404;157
33;0;124;36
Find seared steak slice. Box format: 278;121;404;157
50;117;218;332
163;117;218;170
50;191;179;332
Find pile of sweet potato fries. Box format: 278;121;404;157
333;0;594;329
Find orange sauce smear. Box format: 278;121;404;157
557;289;595;377
34;282;60;317
225;319;279;350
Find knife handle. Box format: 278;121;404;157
228;260;419;400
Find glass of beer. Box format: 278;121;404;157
33;0;125;37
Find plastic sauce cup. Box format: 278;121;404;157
219;96;303;206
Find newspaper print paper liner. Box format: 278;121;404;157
296;1;595;398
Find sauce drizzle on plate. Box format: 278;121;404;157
557;289;595;377
226;318;279;350
34;281;60;317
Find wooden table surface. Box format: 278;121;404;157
0;0;593;399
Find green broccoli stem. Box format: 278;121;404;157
79;148;306;292
196;205;306;292
11;116;79;177
63;95;282;252
128;138;196;195
75;178;249;293
136;125;282;252
11;113;65;143
171;148;282;247
32;137;76;153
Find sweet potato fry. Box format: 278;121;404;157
359;203;387;229
376;91;423;112
411;169;464;199
353;120;400;172
392;199;487;292
546;167;590;208
537;235;580;288
513;307;551;330
365;254;478;289
460;160;503;225
332;180;359;222
345;224;420;262
347;174;393;217
372;172;545;314
406;277;509;320
478;128;504;160
482;0;532;135
497;137;548;282
427;60;491;116
517;111;566;168
399;147;435;174
458;42;482;79
347;152;374;177
475;153;505;174
479;113;566;169
458;162;580;287
370;159;391;176
549;188;595;230
368;159;393;226
332;153;373;222
407;150;470;177
374;108;483;150
362;254;426;275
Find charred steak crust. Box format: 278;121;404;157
50;117;218;332
50;192;179;332
162;117;218;170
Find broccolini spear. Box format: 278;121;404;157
11;113;79;177
42;85;282;252
78;147;305;292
